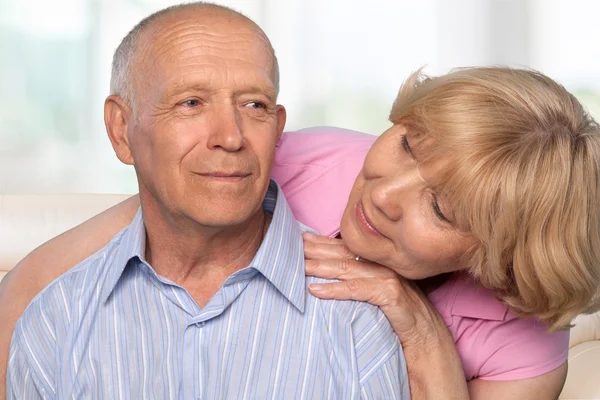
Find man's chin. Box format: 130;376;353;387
187;204;264;228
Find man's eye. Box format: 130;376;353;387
246;101;266;109
182;99;200;107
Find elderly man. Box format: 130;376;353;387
5;3;408;399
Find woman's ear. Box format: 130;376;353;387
104;95;134;165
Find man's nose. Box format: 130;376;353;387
206;106;244;152
370;171;421;221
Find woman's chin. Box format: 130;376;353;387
339;221;363;253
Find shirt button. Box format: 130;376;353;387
196;322;205;328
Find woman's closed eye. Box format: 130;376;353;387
401;135;413;156
401;133;452;223
431;193;451;223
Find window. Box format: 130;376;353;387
2;0;598;193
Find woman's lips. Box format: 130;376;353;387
355;201;383;238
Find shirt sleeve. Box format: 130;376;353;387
7;327;55;399
360;349;411;399
7;299;59;399
352;304;411;399
474;316;570;381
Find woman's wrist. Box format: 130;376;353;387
403;326;469;399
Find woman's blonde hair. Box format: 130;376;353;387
390;67;600;330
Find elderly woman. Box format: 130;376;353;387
2;67;599;399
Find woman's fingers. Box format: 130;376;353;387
309;279;384;303
305;258;398;280
303;234;355;260
309;277;403;306
302;232;342;245
306;259;365;280
309;277;436;341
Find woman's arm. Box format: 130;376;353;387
303;233;567;400
303;233;469;399
0;194;140;399
468;364;567;399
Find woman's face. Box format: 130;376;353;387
340;124;478;280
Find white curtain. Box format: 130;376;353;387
1;0;599;193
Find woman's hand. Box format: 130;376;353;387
304;232;441;349
303;232;470;399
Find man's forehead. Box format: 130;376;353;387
163;72;277;98
140;23;274;76
141;9;271;56
126;7;278;102
140;29;271;63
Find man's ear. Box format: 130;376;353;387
275;104;287;142
104;95;134;165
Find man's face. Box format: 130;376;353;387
124;12;285;228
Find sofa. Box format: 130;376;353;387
0;194;599;399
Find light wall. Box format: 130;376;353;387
1;0;599;193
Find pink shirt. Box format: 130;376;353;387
272;126;569;381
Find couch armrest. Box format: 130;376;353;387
569;312;600;348
0;194;130;280
559;340;600;399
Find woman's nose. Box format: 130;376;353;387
370;170;422;221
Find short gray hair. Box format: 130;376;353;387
109;2;280;111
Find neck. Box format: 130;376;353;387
416;273;452;294
140;195;271;307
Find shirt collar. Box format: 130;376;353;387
447;273;508;321
101;207;146;303
101;180;306;312
247;180;306;312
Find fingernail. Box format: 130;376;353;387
309;284;324;292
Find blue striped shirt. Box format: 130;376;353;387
8;181;409;399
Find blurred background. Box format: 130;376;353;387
1;0;599;194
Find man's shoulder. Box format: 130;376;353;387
8;231;127;399
305;275;398;342
307;275;382;310
16;229;128;330
304;276;403;383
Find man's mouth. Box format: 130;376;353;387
197;171;251;181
